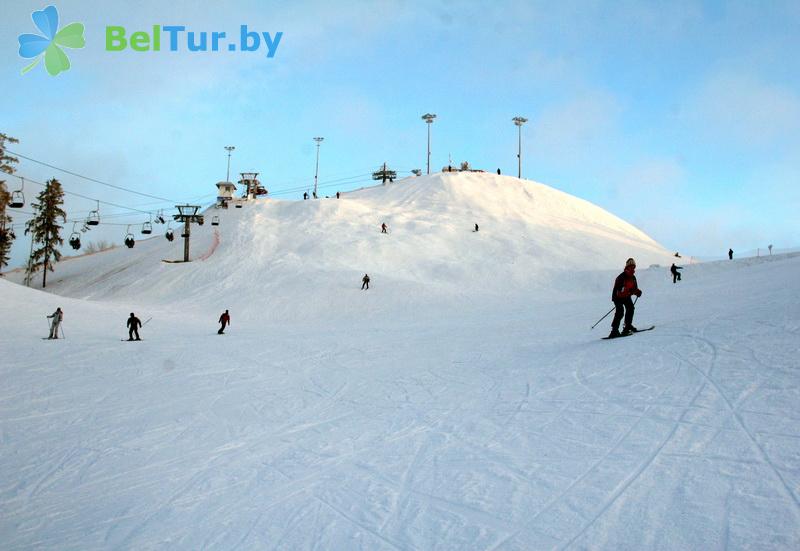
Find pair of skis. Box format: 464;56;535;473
602;326;655;340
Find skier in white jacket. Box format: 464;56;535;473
47;307;63;339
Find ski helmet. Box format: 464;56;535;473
625;258;636;267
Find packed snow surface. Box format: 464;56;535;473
1;173;799;549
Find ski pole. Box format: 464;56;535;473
590;306;615;329
142;317;153;327
60;323;65;339
591;296;638;329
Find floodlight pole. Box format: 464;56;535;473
421;113;436;174
225;146;235;182
512;117;528;178
313;137;324;199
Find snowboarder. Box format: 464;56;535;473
670;263;683;283
218;310;230;334
608;258;643;338
303;191;308;200
474;223;479;232
127;312;142;341
728;248;733;260
47;307;63;339
381;223;388;234
361;274;370;290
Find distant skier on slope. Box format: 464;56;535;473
474;223;479;232
361;274;370;290
497;168;501;175
47;307;63;339
218;310;231;334
729;248;734;260
608;258;642;338
127;313;142;341
381;223;388;234
671;263;683;283
303;191;308;200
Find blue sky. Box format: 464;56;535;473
2;0;799;267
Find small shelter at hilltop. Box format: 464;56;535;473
216;181;237;207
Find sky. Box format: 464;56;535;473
2;0;799;268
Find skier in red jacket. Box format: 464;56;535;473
609;258;643;338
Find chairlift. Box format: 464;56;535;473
141;214;153;235
211;215;219;226
9;177;24;209
156;210;166;224
235;202;242;208
165;222;174;242
69;222;81;250
124;225;135;248
86;200;100;226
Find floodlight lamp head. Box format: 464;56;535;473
422;113;437;123
313;137;324;144
512;116;528;126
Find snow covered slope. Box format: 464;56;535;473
3;173;799;550
6;172;675;321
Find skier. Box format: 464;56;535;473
47;307;63;339
218;310;230;334
361;274;370;290
381;223;388;234
474;223;479;232
336;191;340;199
496;168;501;175
127;312;142;341
728;248;733;260
303;191;308;200
670;263;683;283
608;258;642;338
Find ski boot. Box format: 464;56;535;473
608;328;621;339
621;325;638;336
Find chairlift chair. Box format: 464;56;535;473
141;214;153;235
165;222;174;242
86;200;100;226
9;177;24;208
211;215;219;226
68;222;81;250
124;225;135;248
156;210;166;224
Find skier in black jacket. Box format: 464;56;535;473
127;313;142;341
609;258;642;338
670;263;683;283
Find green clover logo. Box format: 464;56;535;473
18;5;85;76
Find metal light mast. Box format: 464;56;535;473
421;113;437;174
313;137;324;198
224;146;235;182
512;117;528;178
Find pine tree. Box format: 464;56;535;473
24;178;66;288
0;133;20;274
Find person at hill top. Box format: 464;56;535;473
609;258;642;338
671;263;683;283
728;248;734;260
361;274;370;290
381;223;388;234
127;313;142;341
218;310;231;335
47;307;63;339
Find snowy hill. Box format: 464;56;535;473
2;173;799;549
6;172;675;321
